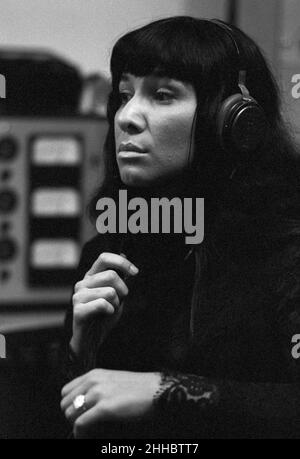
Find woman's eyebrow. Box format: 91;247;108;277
148;75;186;89
151;70;185;85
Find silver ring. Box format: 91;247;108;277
73;394;87;412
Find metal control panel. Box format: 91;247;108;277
0;116;107;306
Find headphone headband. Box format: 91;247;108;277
209;19;251;97
209;19;241;62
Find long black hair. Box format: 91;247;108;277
83;17;300;367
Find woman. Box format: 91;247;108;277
60;17;300;438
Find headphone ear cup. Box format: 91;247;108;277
217;93;268;155
217;93;243;148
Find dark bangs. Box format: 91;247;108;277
110;17;209;90
109;16;241;117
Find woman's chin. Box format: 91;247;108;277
120;170;153;188
119;167;189;191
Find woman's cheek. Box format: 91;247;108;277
158;120;193;161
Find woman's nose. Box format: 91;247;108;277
116;96;146;133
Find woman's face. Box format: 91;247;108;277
114;73;197;187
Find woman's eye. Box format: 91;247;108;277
154;90;174;102
119;92;132;104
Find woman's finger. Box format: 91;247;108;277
63;389;96;424
74;298;116;324
74;287;120;308
77;271;129;298
85;252;139;278
61;382;90;413
61;374;86;398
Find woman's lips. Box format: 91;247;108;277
118;142;147;153
117;150;148;159
117;142;148;159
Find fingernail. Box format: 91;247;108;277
130;265;139;275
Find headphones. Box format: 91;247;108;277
209;19;269;156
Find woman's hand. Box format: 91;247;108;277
61;369;162;438
70;252;139;355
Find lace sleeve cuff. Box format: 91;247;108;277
153;371;220;417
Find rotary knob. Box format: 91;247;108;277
0;238;17;261
0;189;18;213
0;137;18;161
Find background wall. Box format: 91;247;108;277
0;0;227;77
238;0;281;71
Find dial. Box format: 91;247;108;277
0;137;18;161
0;190;18;213
0;238;17;261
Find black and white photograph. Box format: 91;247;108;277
0;0;300;441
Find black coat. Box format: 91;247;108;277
63;208;300;438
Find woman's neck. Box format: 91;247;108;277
126;171;197;201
